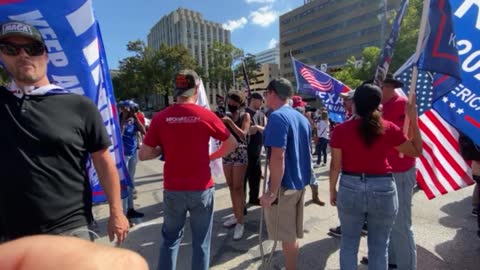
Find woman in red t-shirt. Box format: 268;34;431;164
329;84;422;270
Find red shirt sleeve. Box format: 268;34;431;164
205;110;230;141
136;112;145;126
385;121;407;147
143;115;162;147
330;124;343;148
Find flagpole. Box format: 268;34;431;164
402;0;430;146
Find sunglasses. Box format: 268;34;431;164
0;42;46;57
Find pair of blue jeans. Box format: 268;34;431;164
158;187;215;270
337;174;398;270
123;150;138;211
388;167;417;270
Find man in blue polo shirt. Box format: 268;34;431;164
260;77;312;270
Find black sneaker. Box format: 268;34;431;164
328;226;342;237
472;208;478;217
360;256;397;269
127;209;144;219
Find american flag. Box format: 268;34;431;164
300;67;333;92
395;61;474;199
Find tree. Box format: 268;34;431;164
332;46;381;89
390;0;423;72
233;53;261;86
114;40;197;108
208;41;243;95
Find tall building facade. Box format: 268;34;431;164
249;63;280;92
254;46;280;65
279;0;401;84
148;8;231;106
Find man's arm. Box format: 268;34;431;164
138;144;162;161
209;135;237;160
91;148;129;244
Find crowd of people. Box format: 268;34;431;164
1;20;479;270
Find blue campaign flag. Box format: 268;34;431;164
0;0;130;203
292;57;350;123
418;0;461;80
429;0;480;146
374;0;410;85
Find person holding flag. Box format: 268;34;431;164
329;83;422;270
0;21;129;243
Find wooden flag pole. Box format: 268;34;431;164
401;0;430;157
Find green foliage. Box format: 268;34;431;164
207;41;243;92
332;46;381;89
390;0;422;72
233;53;261;84
114;40;198;106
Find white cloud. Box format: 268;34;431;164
222;17;248;32
245;0;275;3
268;38;278;49
249;6;279;27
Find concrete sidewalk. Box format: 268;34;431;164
92;159;480;269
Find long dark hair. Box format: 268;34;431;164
354;84;384;146
359;110;384;146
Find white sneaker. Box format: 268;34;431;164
223;216;237;228
233;223;244;240
313;164;321;168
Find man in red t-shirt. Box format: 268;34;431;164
138;69;237;270
379;74;417;270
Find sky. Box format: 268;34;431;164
93;0;303;69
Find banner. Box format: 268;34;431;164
292;57;350;123
373;0;410;85
196;79;223;178
0;0;130;203
431;0;480;146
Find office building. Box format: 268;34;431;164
254;46;280;65
279;0;401;84
147;8;231;107
249;63;280;92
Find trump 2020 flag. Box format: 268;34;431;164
292;57;350;122
373;0;410;85
0;0;130;203
428;0;480;147
417;0;461;100
395;57;474;199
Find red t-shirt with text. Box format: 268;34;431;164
330;119;407;174
143;103;230;191
382;95;416;172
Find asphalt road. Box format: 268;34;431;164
92;159;480;270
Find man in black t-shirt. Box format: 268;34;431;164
0;21;129;243
245;93;267;205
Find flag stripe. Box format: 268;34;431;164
416;109;474;199
420;112;462;189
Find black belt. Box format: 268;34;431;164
342;171;393;178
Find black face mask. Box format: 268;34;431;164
228;104;239;113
